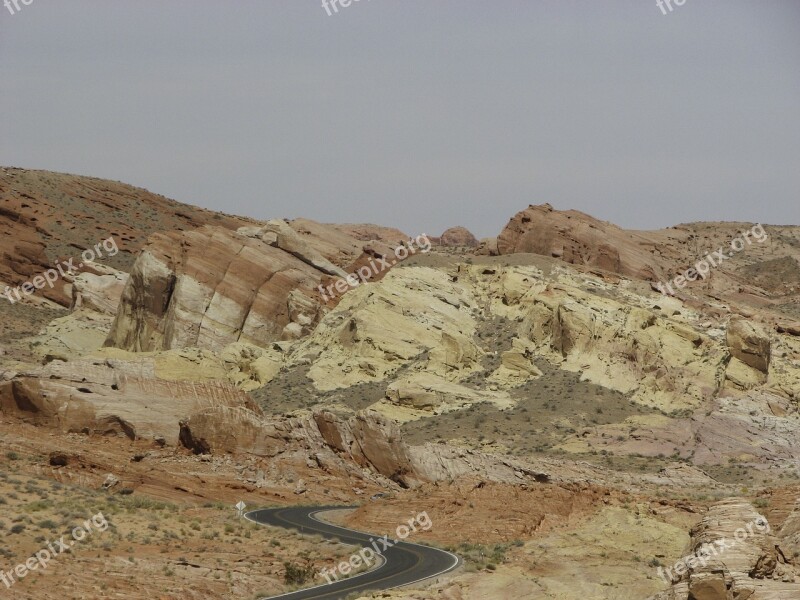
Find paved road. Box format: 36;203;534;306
246;506;460;600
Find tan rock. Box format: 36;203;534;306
294;267;482;390
69;264;128;315
383;373;514;416
476;237;499;256
727;317;771;373
219;342;282;391
436;227;479;248
257;219;348;277
496;204;665;280
106;226;329;353
649;499;800;600
28;308;115;362
0;356;254;444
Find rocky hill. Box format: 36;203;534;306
1;168;800;600
0;167;253;306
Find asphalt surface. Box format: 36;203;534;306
246;506;460;600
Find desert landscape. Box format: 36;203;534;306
2;3;798;599
0;167;798;599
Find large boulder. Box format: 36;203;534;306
105;225;330;353
648;499;799;600
70;264;128;315
180;407;419;486
727;317;771;373
437;226;479;248
0;355;254;444
314;410;417;486
496;203;665;280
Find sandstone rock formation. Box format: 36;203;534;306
476;237;499;256
291;267;482;390
649;499;799;600
381;373;514;420
218;341;283;391
70;264;128;314
0;355;254;444
241;219;348;277
179;407;419;486
494;203;665;280
328;222;409;246
105;225;330;353
436;226;479;248
727;316;771;373
29;309;115;362
0;167;251;307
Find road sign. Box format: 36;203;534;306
236;500;246;518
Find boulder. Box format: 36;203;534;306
727;317;771;373
496;203;664;280
105;225;329;353
70;264;128;315
648;499;800;600
437;227;479;248
0;356;255;444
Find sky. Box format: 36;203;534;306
1;0;798;238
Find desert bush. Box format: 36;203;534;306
283;561;315;586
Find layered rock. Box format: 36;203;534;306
105;225;330;353
291;267;482;390
70;264;128;314
0;355;254;444
327;222;409;246
379;373;514;421
0;167;252;307
240;219;348;277
559;391;800;470
180;408;419;486
517;279;723;410
494;203;666;280
649;499;799;599
727;317;771;373
178;406;559;489
314;411;416;485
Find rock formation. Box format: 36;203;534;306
0;354;255;444
493;203;665;280
436;227;479;248
105;225;330;353
649;499;798;600
0;167;251;307
291;267;482;390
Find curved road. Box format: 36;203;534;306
246;506;460;600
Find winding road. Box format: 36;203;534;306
246;506;460;600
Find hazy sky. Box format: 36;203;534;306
1;1;798;238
